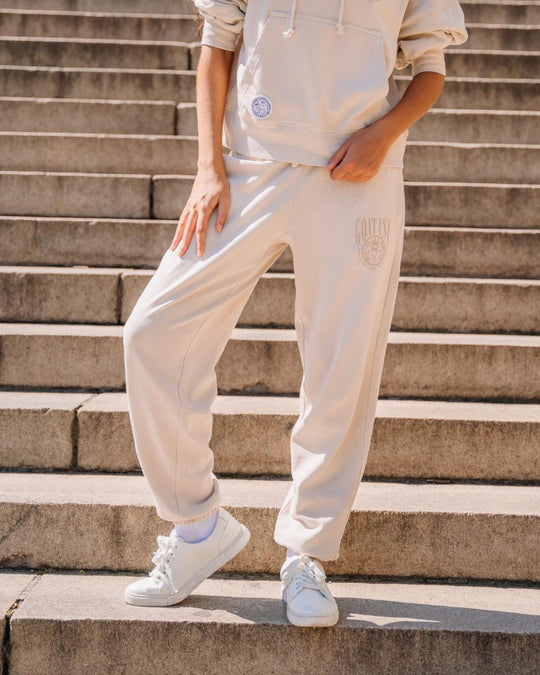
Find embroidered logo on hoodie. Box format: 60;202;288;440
251;95;272;119
355;216;390;269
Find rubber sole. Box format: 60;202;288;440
285;603;340;627
124;523;251;607
282;583;340;627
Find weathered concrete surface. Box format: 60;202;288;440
0;391;92;469
0;171;151;218
0;97;176;134
74;393;540;481
0;572;35;675
8;573;540;675
1;324;539;400
2;219;537;277
0;473;538;580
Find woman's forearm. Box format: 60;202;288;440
195;44;235;172
372;71;445;143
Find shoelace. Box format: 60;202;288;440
283;554;328;598
283;0;346;38
148;533;177;583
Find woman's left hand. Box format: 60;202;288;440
322;120;394;182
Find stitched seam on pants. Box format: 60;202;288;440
172;243;288;519
340;220;404;549
282;281;309;520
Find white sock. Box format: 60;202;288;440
174;510;218;543
286;547;301;561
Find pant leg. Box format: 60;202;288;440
273;165;406;561
123;151;299;525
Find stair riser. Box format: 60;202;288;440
0;99;537;144
1;173;537;226
1;0;539;24
0;11;199;41
0;39;191;69
2;219;538;275
2;395;538;481
0;14;535;51
1;269;538;333
0;498;537;580
0;98;178;134
2;39;537;79
1;134;537;184
9;608;540;675
0;330;538;400
1;68;537;110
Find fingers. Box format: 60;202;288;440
170;208;188;251
323;144;347;172
196;209;211;257
215;194;230;233
176;209;198;257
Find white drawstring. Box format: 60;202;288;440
335;0;345;34
282;0;298;37
283;0;346;38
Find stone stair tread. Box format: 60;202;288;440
1;391;538;481
5;571;540;674
6;571;540;631
3;389;539;422
1;472;539;516
3;263;540;284
1;321;538;344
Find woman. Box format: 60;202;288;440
122;0;468;627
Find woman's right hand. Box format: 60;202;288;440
170;164;231;258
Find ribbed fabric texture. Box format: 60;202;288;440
174;510;219;543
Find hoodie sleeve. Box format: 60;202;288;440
394;0;468;77
192;0;248;52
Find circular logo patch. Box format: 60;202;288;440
361;235;386;269
251;95;272;119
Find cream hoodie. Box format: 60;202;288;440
192;0;468;167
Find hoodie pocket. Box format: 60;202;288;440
238;10;389;133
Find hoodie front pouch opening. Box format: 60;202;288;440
238;10;389;133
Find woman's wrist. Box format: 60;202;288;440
370;112;409;146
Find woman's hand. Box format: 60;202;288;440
322;120;395;183
323;71;445;183
170;165;231;258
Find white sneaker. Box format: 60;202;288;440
124;507;250;607
280;553;339;627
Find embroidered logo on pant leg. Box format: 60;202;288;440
355;216;390;270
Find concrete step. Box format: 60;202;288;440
4;100;534;145
1;67;537;110
0;170;152;218
409;109;540;144
2;218;538;276
1;172;538;226
442;48;540;78
155;176;540;228
0;66;197;102
3;36;537;80
5;572;540;675
0;36;193;69
2;391;538;481
0;323;538;400
0;9;199;41
461;1;540;25
0;10;536;50
458;23;540;50
0;0;189;13
1;133;538;184
0;96;179;134
395;76;539;111
1;0;538;24
0;473;538;579
2;266;538;334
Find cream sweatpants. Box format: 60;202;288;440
123;149;406;562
